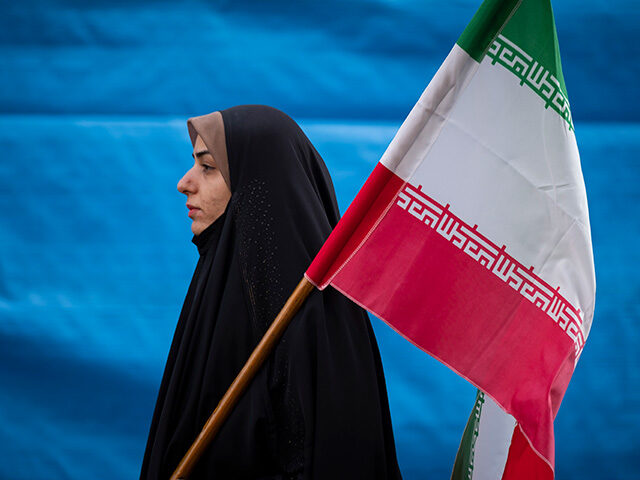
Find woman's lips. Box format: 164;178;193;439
186;204;200;218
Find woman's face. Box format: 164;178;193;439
177;135;231;235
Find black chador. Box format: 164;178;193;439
141;105;402;479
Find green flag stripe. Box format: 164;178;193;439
487;34;573;129
501;0;569;99
456;0;522;63
457;0;573;129
451;391;486;480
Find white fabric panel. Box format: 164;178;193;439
384;50;595;341
473;397;516;480
380;45;478;181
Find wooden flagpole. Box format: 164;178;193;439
170;276;315;480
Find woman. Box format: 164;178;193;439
141;105;402;479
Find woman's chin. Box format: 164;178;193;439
191;220;205;235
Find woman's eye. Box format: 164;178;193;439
202;164;215;172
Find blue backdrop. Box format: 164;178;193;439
1;1;638;479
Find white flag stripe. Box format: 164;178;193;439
380;45;478;181
473;397;516;480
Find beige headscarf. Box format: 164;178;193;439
187;111;231;189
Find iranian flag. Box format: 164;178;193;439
305;0;595;478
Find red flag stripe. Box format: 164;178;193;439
501;425;553;480
309;164;577;468
306;162;404;288
394;182;585;354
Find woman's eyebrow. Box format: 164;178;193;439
192;149;211;159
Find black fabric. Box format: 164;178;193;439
140;105;402;479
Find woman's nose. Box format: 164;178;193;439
177;167;195;194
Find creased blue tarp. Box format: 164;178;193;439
1;1;639;479
1;116;638;479
1;0;639;121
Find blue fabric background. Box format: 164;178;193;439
1;1;638;479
